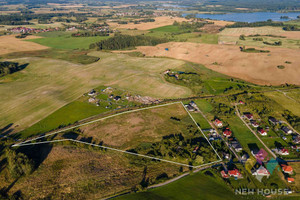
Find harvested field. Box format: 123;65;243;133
0;52;189;133
79;103;193;150
7;145;182;199
134;42;300;85
108;16;190;30
220;27;300;39
0;35;49;55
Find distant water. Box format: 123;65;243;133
182;12;300;22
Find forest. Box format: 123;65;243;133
0;62;26;77
90;34;169;50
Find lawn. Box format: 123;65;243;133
28;31;109;49
0;52;190;134
115;172;243;200
227;116;266;155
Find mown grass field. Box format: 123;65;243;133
28;31;109;49
0;52;190;134
115;172;242;200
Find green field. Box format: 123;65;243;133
0;52;190;134
264;91;300;116
115;172;242;200
149;25;184;33
227;116;266;155
20;100;108;137
28;31;109;49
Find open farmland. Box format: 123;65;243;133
108;16;190;30
0;35;49;55
4;145;183;199
79;103;191;149
134;42;300;85
219;27;300;39
28;32;109;49
0;52;190;133
72;102;220;165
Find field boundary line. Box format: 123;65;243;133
180;102;222;161
12;101;222;168
13;138;222;168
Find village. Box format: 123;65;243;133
184;99;300;189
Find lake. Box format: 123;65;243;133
182;12;300;22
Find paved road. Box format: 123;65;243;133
235;105;277;159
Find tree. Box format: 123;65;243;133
6;149;34;178
195;155;204;165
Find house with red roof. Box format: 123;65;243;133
278;148;289;155
223;128;232;137
228;169;243;178
244;113;253;120
282;165;293;174
287;177;295;183
214;119;223;128
258;128;267;136
220;170;229;178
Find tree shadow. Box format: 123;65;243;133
17;144;53;169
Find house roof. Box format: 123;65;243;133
253;165;270;175
282;165;293;172
223;129;232;136
228;169;241;176
214;119;222;124
287;177;295;182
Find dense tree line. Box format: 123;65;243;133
0;62;24;77
0;12;89;25
72;31;110;37
90;34;169;50
225;20;284;28
225;20;300;31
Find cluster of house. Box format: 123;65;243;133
243;113;269;136
8;27;60;34
281;164;295;183
164;69;185;80
269;117;300;150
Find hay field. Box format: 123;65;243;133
108;16;190;30
0;35;49;55
79;103;192;150
0;52;190;133
7;145;182;199
134;42;300;85
220;26;300;39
